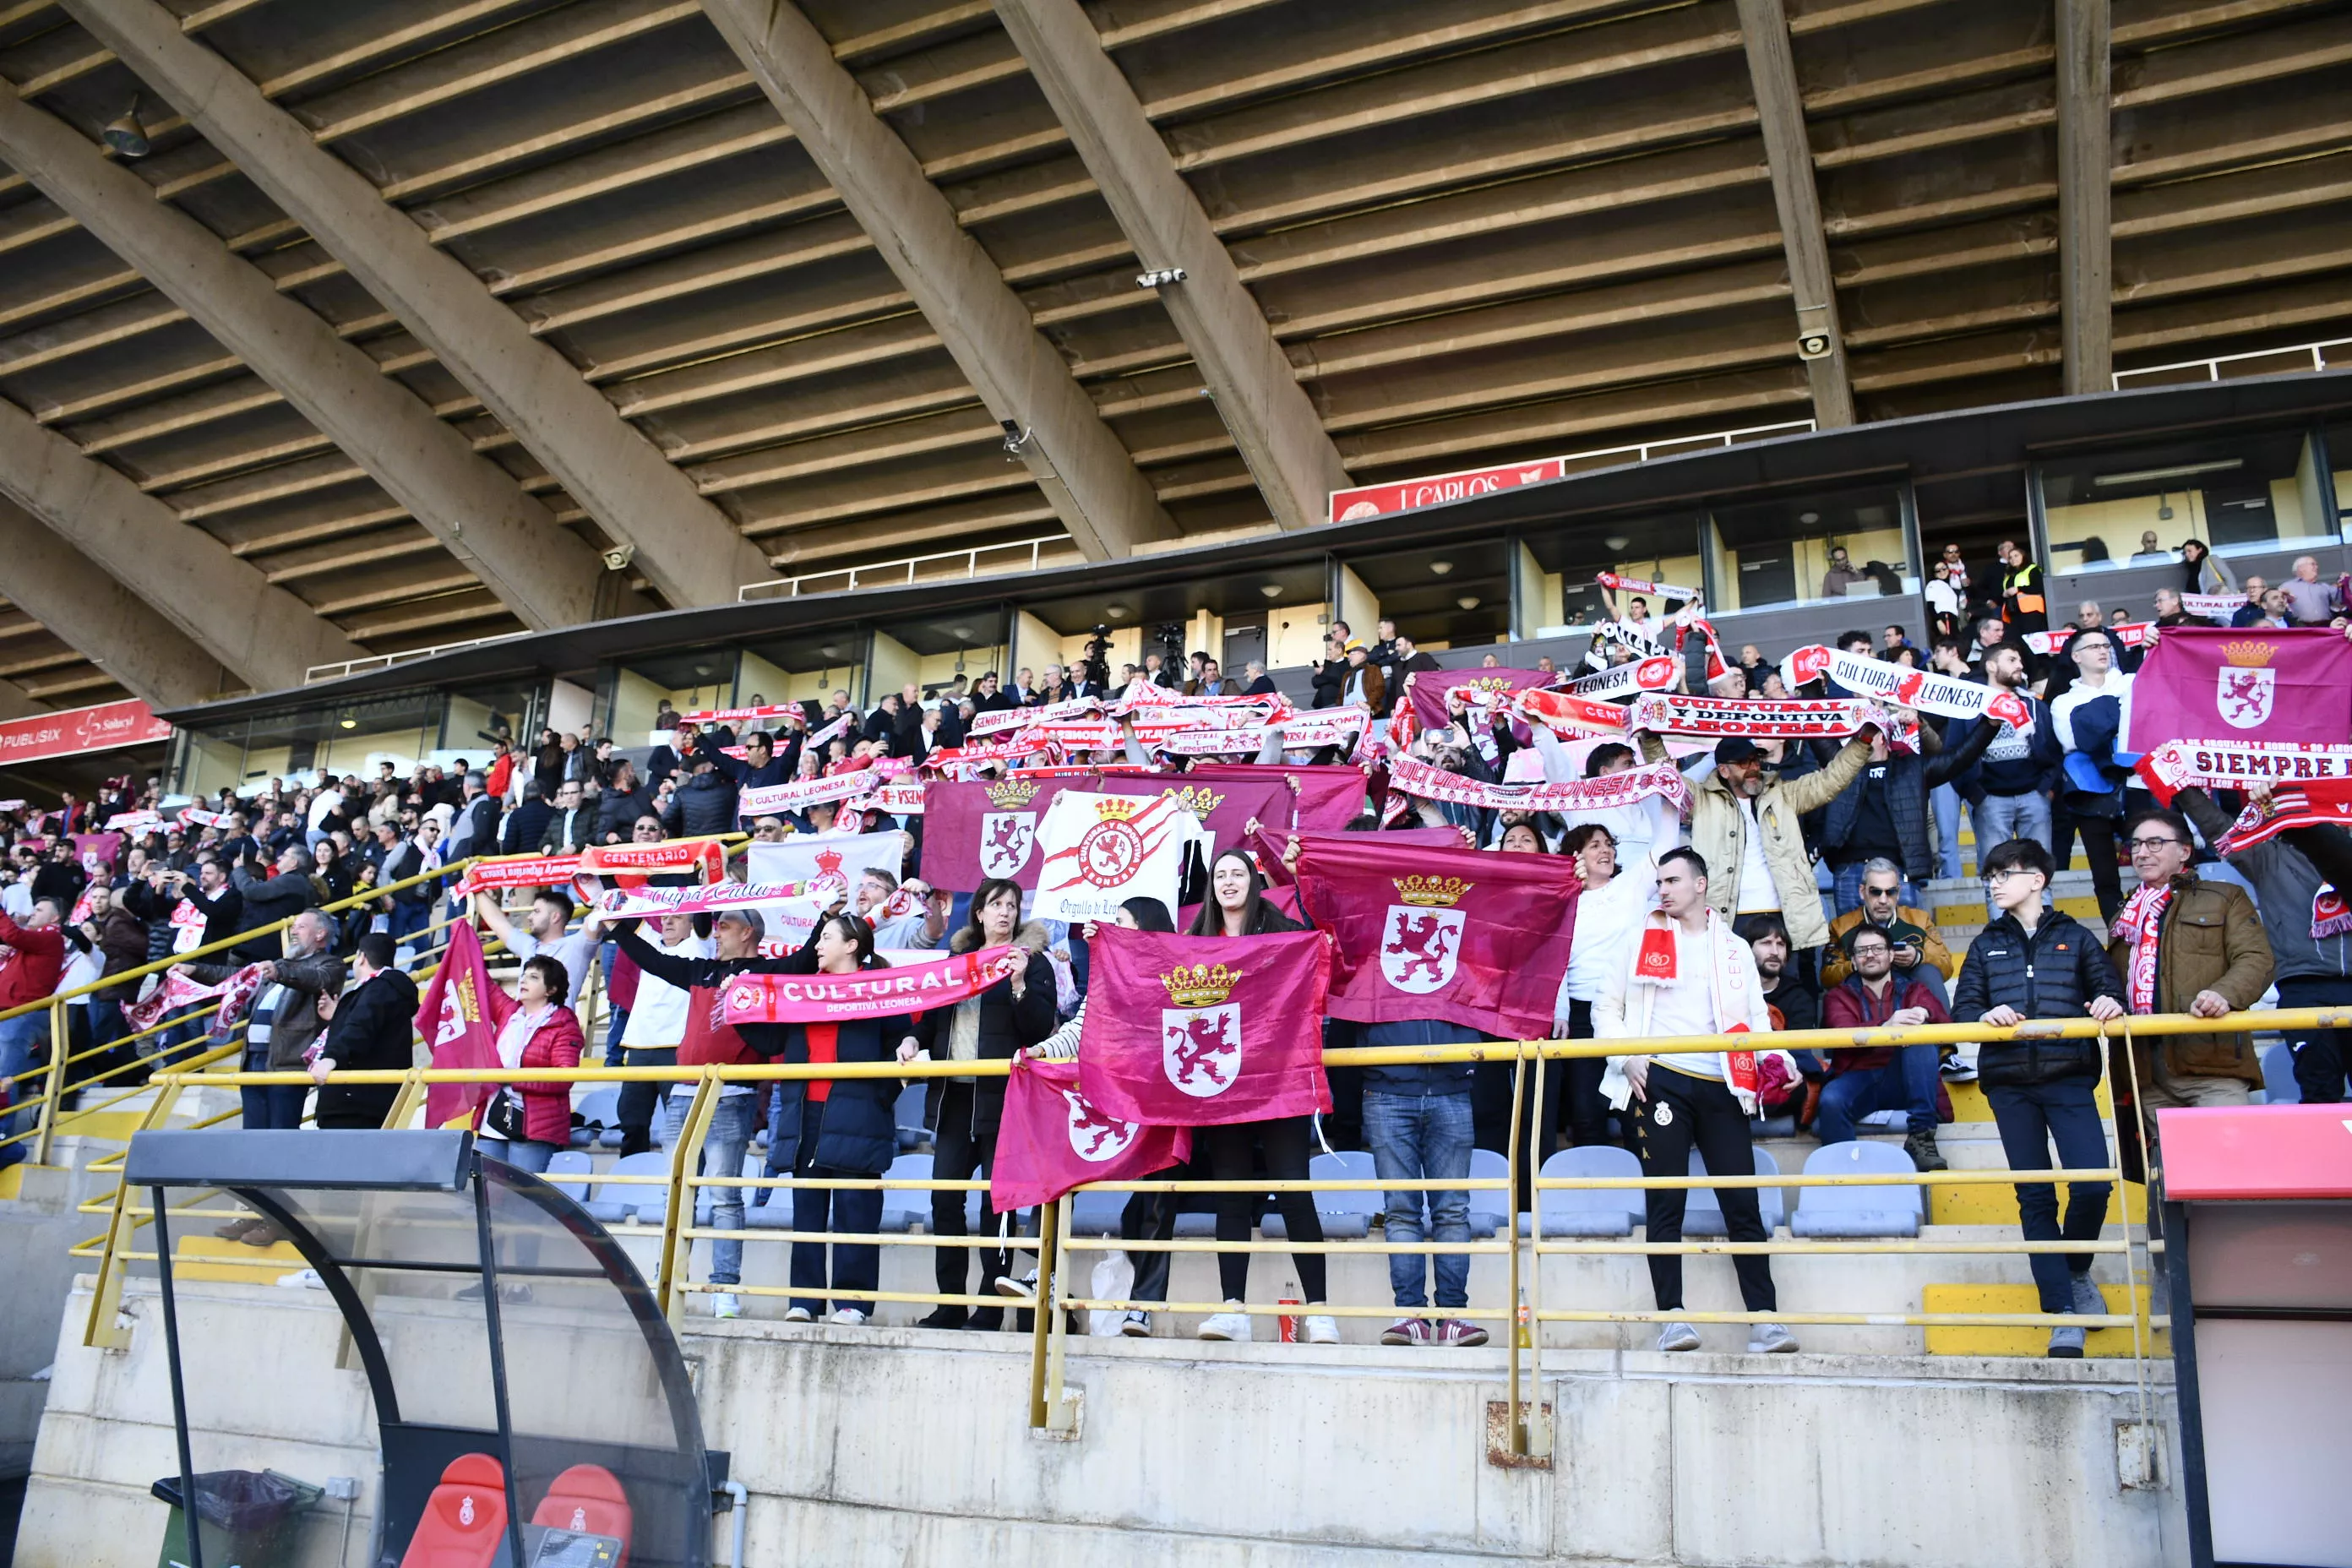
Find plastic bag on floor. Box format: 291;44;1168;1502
1088;1251;1134;1337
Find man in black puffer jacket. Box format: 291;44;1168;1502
662;761;739;839
1952;835;2126;1361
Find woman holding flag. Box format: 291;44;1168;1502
1187;849;1341;1346
901;879;1055;1330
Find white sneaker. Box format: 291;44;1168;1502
828;1308;868;1326
1303;1314;1341;1345
1119;1310;1151;1337
1747;1321;1799;1354
783;1306;813;1323
1656;1322;1701;1353
710;1292;741;1320
994;1270;1039;1301
1197;1304;1252;1342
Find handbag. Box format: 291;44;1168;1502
483;1086;529;1143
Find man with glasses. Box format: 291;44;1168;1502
1818;924;1952;1169
1952;836;2126;1358
2104;808;2274;1141
1820;859;1952;1005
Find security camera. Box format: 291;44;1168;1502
1000;420;1033;455
601;543;636;571
1797;330;1834;362
1135;267;1188;290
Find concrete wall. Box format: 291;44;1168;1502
20;1274;2189;1568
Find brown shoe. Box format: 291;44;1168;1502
213;1216;264;1240
236;1221;284;1248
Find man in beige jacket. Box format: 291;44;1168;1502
1639;731;1872;955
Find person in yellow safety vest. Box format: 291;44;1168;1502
1998;538;2047;637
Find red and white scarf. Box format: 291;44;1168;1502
1630;909;1759;1104
2137;742;2352;805
1596;571;1702;602
1516;689;1632;736
1628;692;1886;739
1386;757;1690;816
2110;881;2174;1013
1558;656;1678;700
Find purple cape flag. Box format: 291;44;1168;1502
2127;627;2352;750
1293;833;1579;1038
1076;926;1331;1126
991;1055;1191;1212
918;776;1081;890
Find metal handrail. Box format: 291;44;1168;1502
82;1004;2262;1455
2112;335;2352;389
302;633;519;684
737;536;1065;602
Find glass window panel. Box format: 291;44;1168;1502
2039;428;2327;570
1515;514;1703;636
1708;485;1911;612
2325;420;2352;542
1336;539;1512;649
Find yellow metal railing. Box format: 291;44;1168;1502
100;1006;2316;1456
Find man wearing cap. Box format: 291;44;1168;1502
1644;729;1873;962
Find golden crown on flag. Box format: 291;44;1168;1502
1394;874;1472;907
1162;784;1224;819
986;777;1041;808
2221;640;2278;668
1159;962;1239;1008
1094;796;1141;820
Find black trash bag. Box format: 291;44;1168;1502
150;1470;316;1531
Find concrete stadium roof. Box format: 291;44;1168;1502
3;0;2348;710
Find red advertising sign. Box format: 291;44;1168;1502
1329;458;1567;523
0;700;172;765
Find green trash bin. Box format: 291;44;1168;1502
152;1469;323;1568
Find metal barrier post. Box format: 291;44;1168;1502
1522;1047;1549;1456
1044;1195;1077;1434
1501;1045;1531;1458
381;1069;427;1131
656;1075;722;1326
1027;1195;1062;1429
31;998;69;1165
80;1078;185;1350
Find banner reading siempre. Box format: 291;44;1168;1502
1077;925;1331;1125
1293;834;1580;1038
990;1054;1192;1212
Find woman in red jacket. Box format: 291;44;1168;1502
478;955;584;1173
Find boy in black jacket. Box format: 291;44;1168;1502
1952;836;2126;1358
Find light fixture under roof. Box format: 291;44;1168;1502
1104;603;1129;619
819;645;841;662
101;102;150;158
1456;595;1480;611
1260;584;1282;599
2094;459;2243;486
1603;535;1629;552
1429;560;1454;576
1799;511;1820;525
949;626;972;641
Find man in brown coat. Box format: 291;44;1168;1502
2104;807;2273;1147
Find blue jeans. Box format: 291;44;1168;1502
1832;863;1919;917
1974;791;2051;866
1984;1077;2110;1314
1815;1044;1941;1139
1364;1087;1474;1310
1930;783;1963;879
387;900;431;961
485;1138;558;1173
0;1011;46;1140
674;1091;753;1286
239;1045;308;1129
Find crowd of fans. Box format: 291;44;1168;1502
2;534;2342;1362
